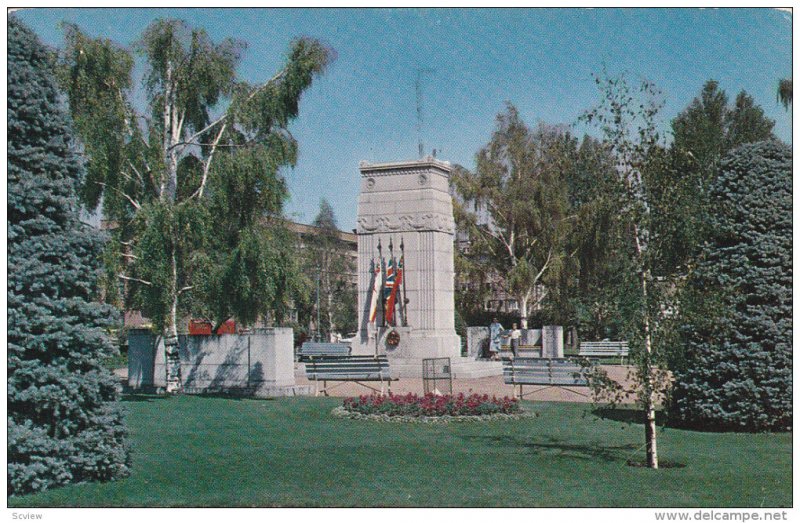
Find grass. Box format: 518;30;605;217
9;395;791;507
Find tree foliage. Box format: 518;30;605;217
304;199;357;340
58;19;333;391
670;141;792;431
8;16;129;495
452;104;574;327
777;78;792;110
659;80;776;274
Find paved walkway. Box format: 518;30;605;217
116;364;639;403
296;364;637;403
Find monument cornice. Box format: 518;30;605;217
359;158;452;178
357;212;455;234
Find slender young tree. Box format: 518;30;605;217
58;19;333;392
8;16;128;495
581;72;673;469
452;104;574;328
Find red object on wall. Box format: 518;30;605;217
188;319;236;335
216;319;236;334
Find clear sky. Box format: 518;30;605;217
16;7;792;231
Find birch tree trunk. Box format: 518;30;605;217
164;244;183;393
634;222;658;469
641;269;658;468
519;294;529;329
161;59;183;393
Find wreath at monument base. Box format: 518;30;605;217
385;329;401;347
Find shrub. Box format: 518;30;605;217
342;393;520;417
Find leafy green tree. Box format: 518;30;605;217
453;104;574;329
777;78;792;110
553;135;635;338
725;91;776;150
8;16;128;495
670;141;791;431
660;81;775;275
305;199;357;340
58;19;333;392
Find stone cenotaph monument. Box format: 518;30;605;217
353;158;500;378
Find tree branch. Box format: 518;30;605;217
118;274;151;286
96;182;141;210
182;69;287;146
190;122;226;200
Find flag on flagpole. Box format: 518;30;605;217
368;260;382;324
383;258;396;324
386;257;403;325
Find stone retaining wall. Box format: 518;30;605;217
127;328;309;396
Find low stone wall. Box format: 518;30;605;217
466;327;543;359
127;328;309;396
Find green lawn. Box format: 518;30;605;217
9;395;791;507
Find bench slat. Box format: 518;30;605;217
306;355;393;383
502;358;592;387
578;341;629;358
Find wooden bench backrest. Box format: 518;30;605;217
306;355;391;381
578;341;629;355
298;342;352;357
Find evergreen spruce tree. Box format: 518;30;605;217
671;140;792;431
8;17;129;495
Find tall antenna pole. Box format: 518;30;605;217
416;68;435;158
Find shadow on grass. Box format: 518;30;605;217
592;407;669;427
462;434;638;463
122;392;275;402
121;394;169;403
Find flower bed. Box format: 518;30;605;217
341;392;521;418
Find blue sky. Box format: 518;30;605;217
16;8;792;231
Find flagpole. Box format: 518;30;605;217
400;237;408;327
376;239;384;353
388;238;396;327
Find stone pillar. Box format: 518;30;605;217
466;326;489;359
353;158;461;371
542;325;564;358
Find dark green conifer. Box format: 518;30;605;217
8;16;129;495
671;140;791;431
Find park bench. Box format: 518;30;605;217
297;342;352;361
305;355;395;396
503;357;595;400
499;344;542;357
578;341;629;364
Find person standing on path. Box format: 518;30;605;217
510;323;521;358
488;318;504;360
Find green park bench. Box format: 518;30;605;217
503;357;596;400
305;355;395;396
297;342;352;361
578;341;629;364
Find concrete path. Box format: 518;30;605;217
296;364;637;403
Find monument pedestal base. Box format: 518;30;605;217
388;357;503;379
353;327;503;378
